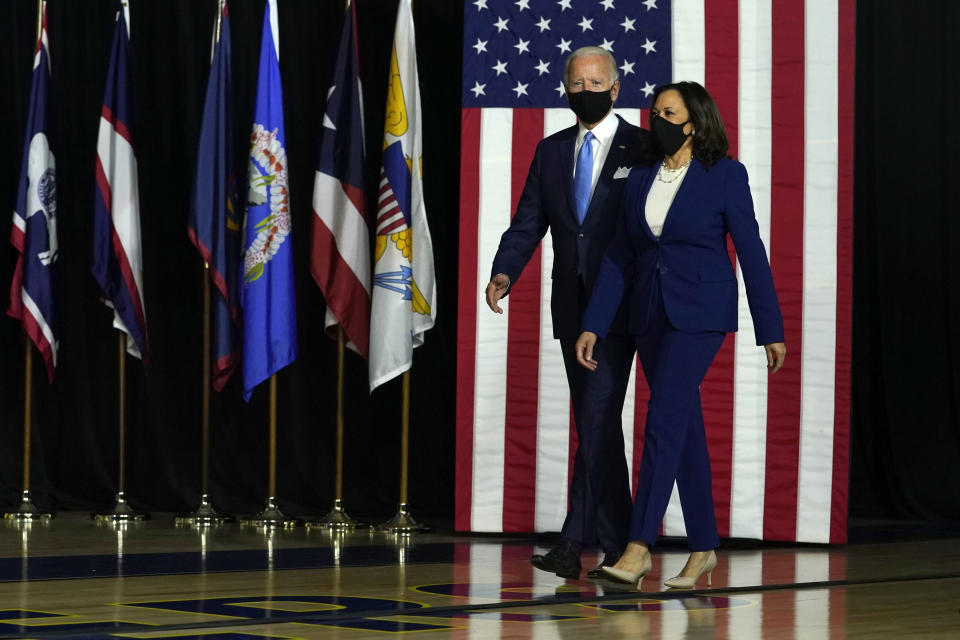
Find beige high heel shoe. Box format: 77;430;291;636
601;554;653;590
663;549;717;589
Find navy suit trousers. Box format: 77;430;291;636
558;332;635;555
632;278;725;550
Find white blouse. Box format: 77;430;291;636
645;162;689;237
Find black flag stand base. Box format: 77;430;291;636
240;496;299;529
3;490;53;521
175;494;232;526
378;502;430;534
93;491;149;522
306;499;367;531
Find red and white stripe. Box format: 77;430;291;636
456;0;854;543
311;173;371;358
376;171;408;235
95;102;147;359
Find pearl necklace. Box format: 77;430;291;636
657;157;692;184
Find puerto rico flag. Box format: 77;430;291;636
92;8;149;362
188;0;241;390
310;0;371;359
8;1;58;382
456;0;854;543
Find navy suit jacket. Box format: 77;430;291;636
583;157;784;346
490;115;647;339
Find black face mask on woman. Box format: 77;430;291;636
651;115;692;156
567;88;613;125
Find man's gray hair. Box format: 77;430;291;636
564;46;620;86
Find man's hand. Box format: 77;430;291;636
575;331;599;371
484;273;511;313
765;342;786;374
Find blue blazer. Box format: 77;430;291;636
582;157;784;346
491;116;648;339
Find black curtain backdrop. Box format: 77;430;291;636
1;0;958;527
851;1;960;521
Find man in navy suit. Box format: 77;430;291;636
484;47;651;579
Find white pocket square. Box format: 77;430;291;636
613;166;631;179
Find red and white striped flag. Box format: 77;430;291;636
456;0;854;543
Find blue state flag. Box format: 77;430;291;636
8;1;58;381
188;0;241;391
241;0;297;401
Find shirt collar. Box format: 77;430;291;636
577;110;619;147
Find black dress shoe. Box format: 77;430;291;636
530;541;581;579
587;552;621;578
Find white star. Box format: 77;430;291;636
600;0;616;10
621;16;636;32
473;0;488;10
642;0;658;10
599;38;615;52
556;81;567;97
578;16;594;32
492;59;508;75
557;0;572;10
641;81;656;97
514;37;530;54
514;0;531;11
619;59;635;76
494;16;509;32
535;59;551;75
536;16;551;32
642;38;657;55
472;38;488;54
512;81;529;98
556;37;572;54
470;81;486;98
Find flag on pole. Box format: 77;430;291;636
241;0;297;402
456;0;854;543
92;7;149;362
8;1;58;382
188;0;241;391
369;0;436;391
310;0;370;358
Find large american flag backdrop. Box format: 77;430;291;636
455;0;854;543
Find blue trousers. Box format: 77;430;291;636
631;290;725;551
558;332;635;555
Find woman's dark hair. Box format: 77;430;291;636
650;81;729;168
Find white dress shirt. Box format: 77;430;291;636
573;111;619;205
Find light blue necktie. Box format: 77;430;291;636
574;131;595;224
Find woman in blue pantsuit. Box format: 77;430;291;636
575;81;786;590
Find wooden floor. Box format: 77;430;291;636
1;514;958;638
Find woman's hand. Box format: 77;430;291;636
764;342;786;374
576;332;599;371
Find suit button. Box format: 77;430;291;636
659;266;668;274
578;233;584;239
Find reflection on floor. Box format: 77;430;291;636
0;513;958;638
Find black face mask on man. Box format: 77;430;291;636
567;88;613;125
651;115;693;156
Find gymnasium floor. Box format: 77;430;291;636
1;514;958;638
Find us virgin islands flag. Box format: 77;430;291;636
8;1;58;381
369;0;436;392
241;0;297;402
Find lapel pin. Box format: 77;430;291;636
618;144;626;149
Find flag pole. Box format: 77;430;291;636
308;326;365;530
94;333;147;521
4;336;52;520
178;0;230;527
5;0;53;522
380;370;428;533
241;374;297;527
